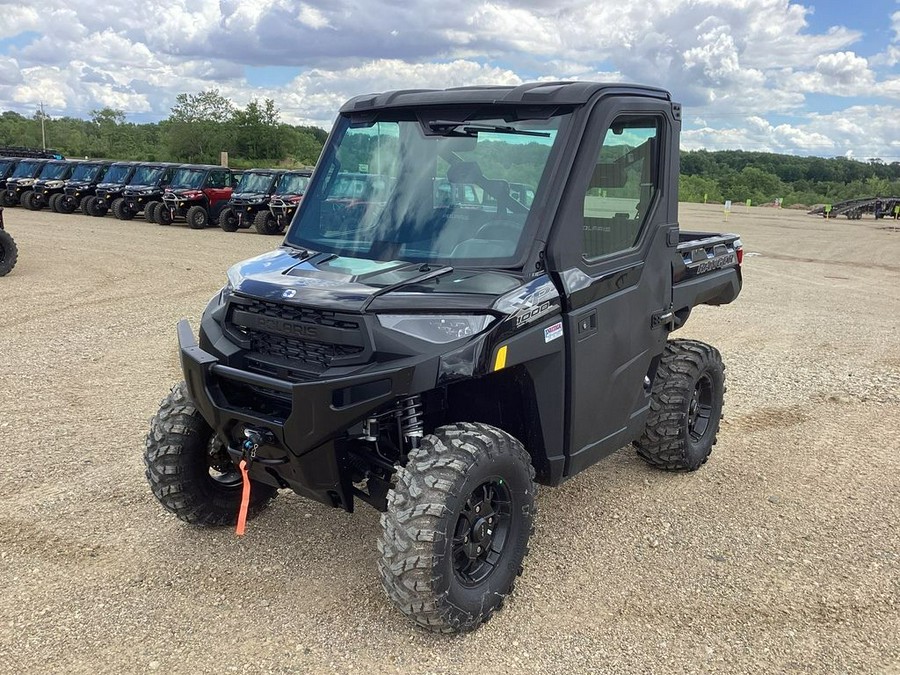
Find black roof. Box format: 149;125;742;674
341;81;671;113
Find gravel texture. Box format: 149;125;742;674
0;204;898;674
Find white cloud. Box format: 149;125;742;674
0;0;896;159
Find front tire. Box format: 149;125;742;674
378;422;537;633
155;205;173;225
144;200;161;223
218;207;238;232
0;189;14;207
111;197;134;220
634;339;725;471
49;193;63;212
0;228;18;276
21;191;37;210
254;210;279;235
58;195;77;214
144;382;277;525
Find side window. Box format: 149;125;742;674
207;170;226;189
583;117;660;259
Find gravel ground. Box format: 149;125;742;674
0;204;898;674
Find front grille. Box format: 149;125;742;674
229;296;365;379
249;332;362;373
240;297;359;330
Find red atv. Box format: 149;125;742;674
156;165;237;229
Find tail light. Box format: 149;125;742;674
287;195;303;203
734;239;744;265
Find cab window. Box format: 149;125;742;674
583;117;660;259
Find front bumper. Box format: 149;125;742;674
177;319;416;508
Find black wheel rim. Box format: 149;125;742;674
688;374;713;442
452;479;512;586
206;436;241;489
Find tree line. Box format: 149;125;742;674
0;89;326;168
1;92;898;206
680;149;900;207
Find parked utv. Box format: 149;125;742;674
156;165;235;228
0;157;21;195
56;160;113;213
27;161;78;211
87;161;142;217
0;158;50;207
252;169;312;235
0;206;16;276
145;82;744;633
218;169;282;232
119;163;180;221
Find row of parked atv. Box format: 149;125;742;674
0;155;312;235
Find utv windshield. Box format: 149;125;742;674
170;168;205;189
70;164;103;181
0;160;13;175
40;162;69;179
276;173;310;195
104;164;131;184
12;161;41;178
285;109;569;265
237;172;275;193
129;166;164;186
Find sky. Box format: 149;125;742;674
0;0;898;160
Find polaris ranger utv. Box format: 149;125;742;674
253;169;312;235
218;168;282;232
56;160;113;213
156;164;236;228
145;82;743;633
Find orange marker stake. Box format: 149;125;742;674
236;459;251;536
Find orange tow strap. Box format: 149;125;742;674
236;459;251;536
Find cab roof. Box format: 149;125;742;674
340;81;671;113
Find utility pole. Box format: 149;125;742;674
40;101;46;150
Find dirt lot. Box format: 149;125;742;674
0;204;898;674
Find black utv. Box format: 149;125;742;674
87;161;142;217
28;161;80;211
0;206;16;276
145;82;744;634
155;165;236;228
56;160;113;213
116;162;180;221
0;157;21;194
0;158;50;207
253;169;312;235
218;168;282;232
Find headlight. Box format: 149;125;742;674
377;314;494;344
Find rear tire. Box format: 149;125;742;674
378;422;537;633
186;205;208;229
144;382;277;526
634;339;725;471
254;209;279;235
49;193;63;212
218;207;238;232
77;195;92;214
0;228;18;276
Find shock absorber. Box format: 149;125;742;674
398;395;424;450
